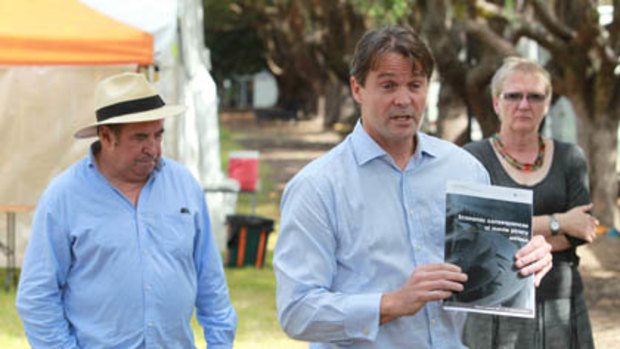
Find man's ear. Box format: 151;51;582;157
350;76;364;104
99;126;114;147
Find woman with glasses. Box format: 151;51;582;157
462;57;598;349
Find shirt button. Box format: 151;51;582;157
146;285;152;292
431;319;436;326
148;322;153;328
409;209;414;215
416;245;422;251
362;328;369;336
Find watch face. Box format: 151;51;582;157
550;217;560;233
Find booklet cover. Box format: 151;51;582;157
443;180;534;318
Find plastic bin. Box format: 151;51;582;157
228;151;259;192
225;214;274;268
227;150;260;214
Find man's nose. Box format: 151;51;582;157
143;137;159;154
393;88;411;106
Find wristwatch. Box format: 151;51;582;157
549;214;561;236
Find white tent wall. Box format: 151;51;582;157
175;0;239;253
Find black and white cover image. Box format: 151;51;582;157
443;180;534;318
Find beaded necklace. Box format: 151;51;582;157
491;133;545;172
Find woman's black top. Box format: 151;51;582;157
464;139;590;299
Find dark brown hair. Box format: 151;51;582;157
350;25;435;86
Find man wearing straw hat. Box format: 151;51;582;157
16;72;237;348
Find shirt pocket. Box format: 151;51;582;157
152;212;195;259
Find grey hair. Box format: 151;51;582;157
491;57;552;98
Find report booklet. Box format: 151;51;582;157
443;180;535;318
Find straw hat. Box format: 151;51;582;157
74;72;186;138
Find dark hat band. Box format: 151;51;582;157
96;95;165;122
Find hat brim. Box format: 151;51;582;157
74;105;187;139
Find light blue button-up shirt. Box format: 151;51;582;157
274;122;489;348
16;146;237;349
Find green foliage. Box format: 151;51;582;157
504;0;515;12
204;0;267;84
351;0;415;25
453;2;466;19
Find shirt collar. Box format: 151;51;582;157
350;120;437;167
350;120;388;166
414;132;437;159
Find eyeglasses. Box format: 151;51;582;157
500;92;547;103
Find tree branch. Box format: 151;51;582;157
464;17;518;56
593;28;619;69
511;21;567;57
465;55;501;136
421;0;469;100
608;0;620;51
465;55;499;91
531;0;575;41
611;82;620;116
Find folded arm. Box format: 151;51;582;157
532;204;599;252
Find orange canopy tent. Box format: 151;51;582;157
0;0;153;65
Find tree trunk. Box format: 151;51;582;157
323;80;343;128
578;115;620;230
436;83;469;144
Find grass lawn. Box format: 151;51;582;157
0;125;307;348
216;251;306;349
0;276;29;348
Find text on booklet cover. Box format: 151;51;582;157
443;180;535;318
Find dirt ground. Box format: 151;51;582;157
579;236;620;347
222;112;620;348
